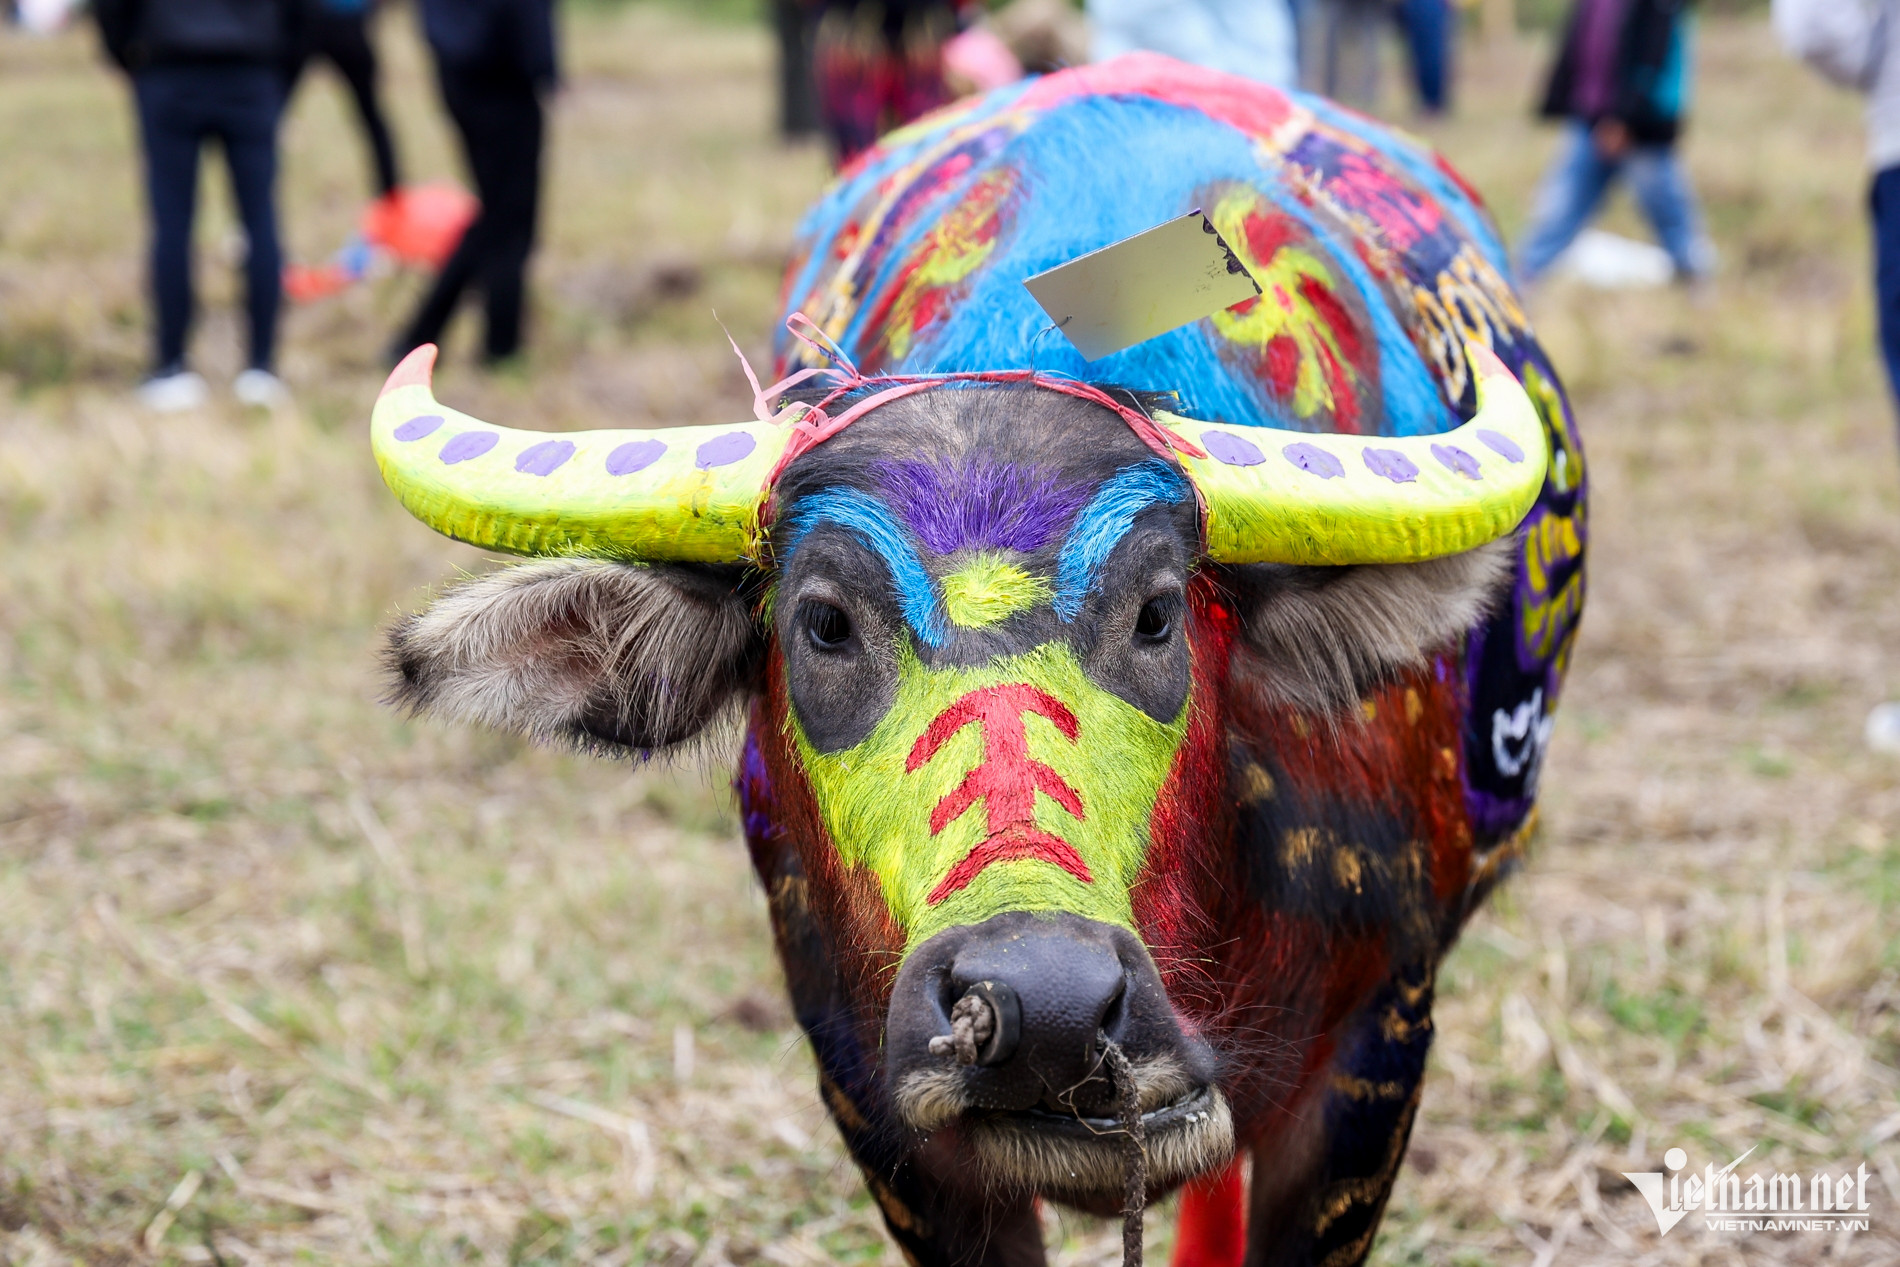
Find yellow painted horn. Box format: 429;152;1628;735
372;340;1542;569
370;345;792;563
1165;342;1548;565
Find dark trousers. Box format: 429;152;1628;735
1873;166;1900;409
1395;0;1451;114
285;4;400;196
133;64;284;374
396;72;542;363
773;0;822;138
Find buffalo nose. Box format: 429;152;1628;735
934;916;1133;1110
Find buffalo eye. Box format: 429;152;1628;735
804;600;855;652
1134;595;1176;644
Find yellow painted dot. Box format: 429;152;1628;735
939;553;1050;629
1238;762;1276;805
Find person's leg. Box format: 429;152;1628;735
211;67;286;373
132;68;205;374
1395;0;1450;114
889;4;951;132
1624;142;1715;281
1296;0;1330;93
1335;0;1383;109
1870;166;1900;408
321;8;401;196
773;0;822;138
471;88;543;361
815;8;883;164
392;70;492;358
1514;121;1619;284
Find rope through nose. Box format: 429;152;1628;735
1099;1032;1145;1267
928;992;995;1065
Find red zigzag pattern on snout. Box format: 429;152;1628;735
905;684;1090;903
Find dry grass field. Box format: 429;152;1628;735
1;4;1898;1264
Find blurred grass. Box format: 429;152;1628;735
1;6;1898;1266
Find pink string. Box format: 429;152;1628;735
729;312;1209;499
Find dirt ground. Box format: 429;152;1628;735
1;5;1898;1265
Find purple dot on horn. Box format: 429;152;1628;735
1282;442;1344;479
1201;429;1265;467
515;439;576;477
606;438;667;476
1362;447;1418;483
394;414;443;442
1432;443;1482;479
439;431;500;465
696;431;757;469
1477;429;1525;463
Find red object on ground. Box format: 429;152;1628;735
362;183;478;268
284;262;351;303
1170;1157;1247;1267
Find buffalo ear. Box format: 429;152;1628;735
1221;539;1513;716
385;558;764;754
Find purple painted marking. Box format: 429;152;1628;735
606;438;667;476
1362;447;1419;483
1282;442;1345;479
875;459;1091;554
1202;430;1266;467
439;431;500;465
1432;443;1482;479
394;414;443;442
695;431;756;469
1477;429;1525;463
515;439;576;477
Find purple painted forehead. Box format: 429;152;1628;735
873;458;1093;556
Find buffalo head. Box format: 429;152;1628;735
371;338;1542;1211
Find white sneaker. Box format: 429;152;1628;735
136;369;208;413
1867;703;1900;754
233;368;290;408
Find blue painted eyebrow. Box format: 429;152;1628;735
781;487;948;647
1053;460;1192;621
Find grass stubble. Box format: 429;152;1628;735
1;7;1898;1265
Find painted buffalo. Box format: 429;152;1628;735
367;54;1586;1267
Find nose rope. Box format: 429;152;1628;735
927;999;1146;1261
1100;1033;1146;1267
929;992;995;1065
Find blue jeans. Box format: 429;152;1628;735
1515;121;1713;284
133;64;284;373
1395;0;1451;113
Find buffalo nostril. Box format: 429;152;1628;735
927;980;1021;1066
1097;976;1130;1044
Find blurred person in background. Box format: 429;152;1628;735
95;0;301;411
1300;0;1453;114
988;0;1088;73
814;0;964;165
391;0;557;368
1772;0;1900;750
1513;0;1713;287
773;0;824;140
1089;0;1297;87
283;0;402;201
1774;0;1900;408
